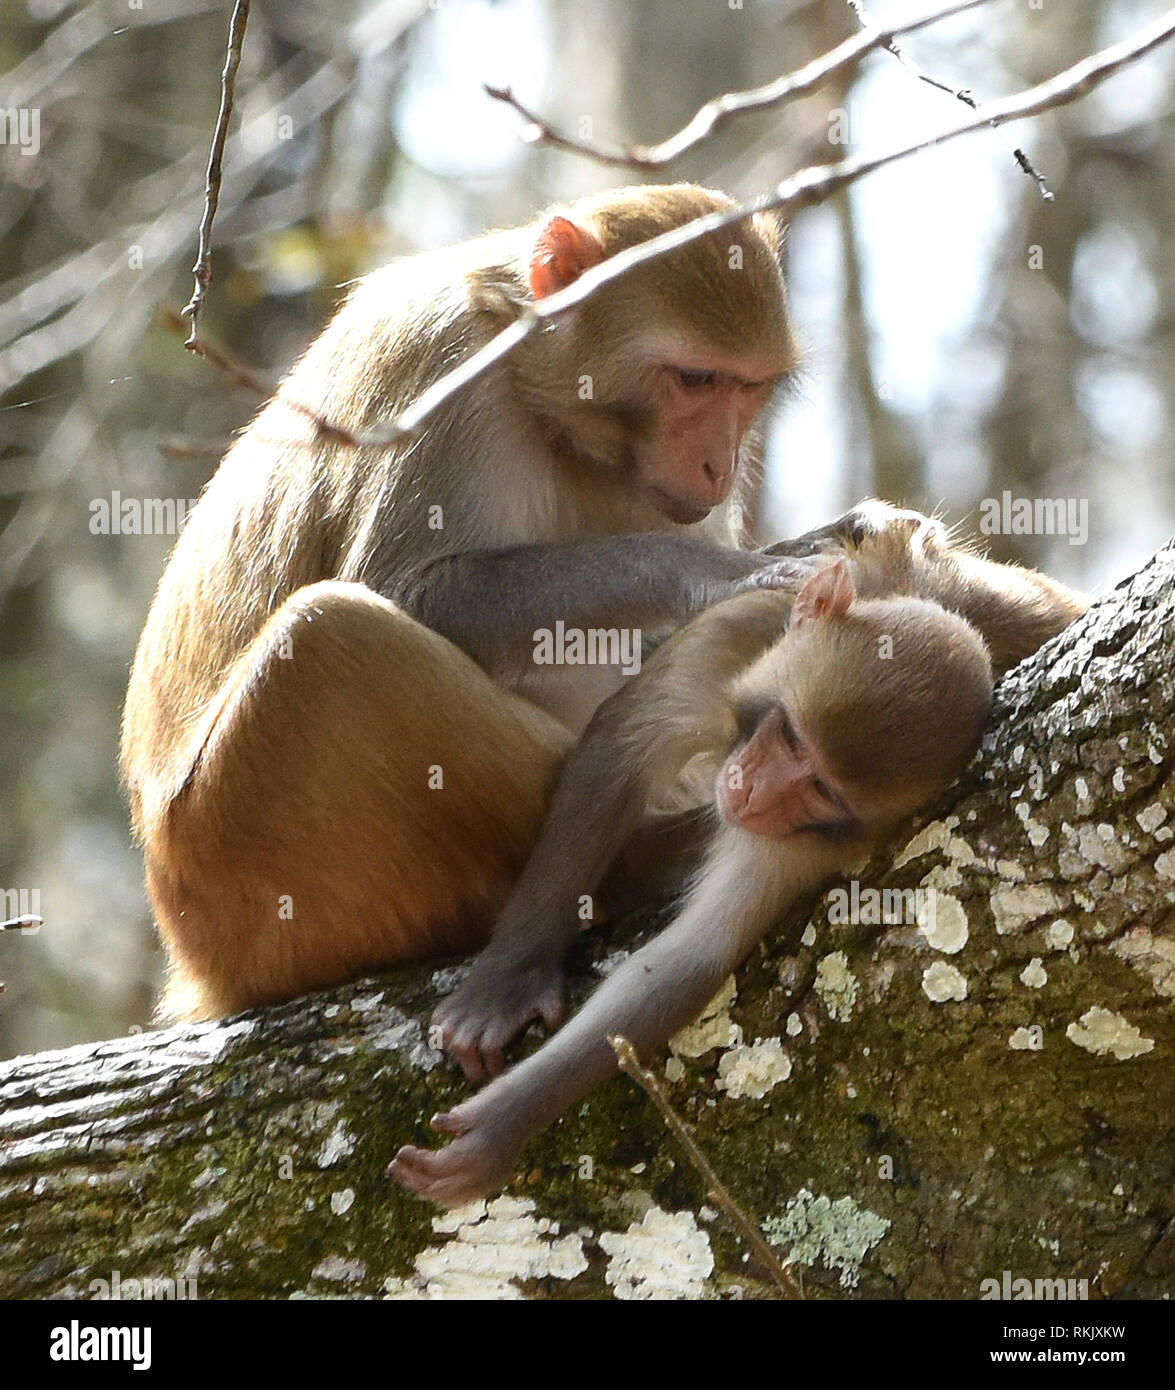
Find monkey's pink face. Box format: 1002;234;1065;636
634;365;777;524
716;705;860;841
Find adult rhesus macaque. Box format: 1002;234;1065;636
391;511;1087;1205
121;184;806;1022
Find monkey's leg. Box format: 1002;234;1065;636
145;581;571;1022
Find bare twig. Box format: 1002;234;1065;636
375;8;1175;445
485;0;996;168
161;310;358;445
181;0;251;351
610;1035;803;1300
845;0;1052;200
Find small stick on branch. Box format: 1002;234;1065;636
486;0;995;168
610;1035;804;1301
161;311;358;445
181;0;251;353
845;0;1053;200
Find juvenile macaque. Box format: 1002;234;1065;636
392;511;1087;1205
390;557;994;1203
121;184;806;1022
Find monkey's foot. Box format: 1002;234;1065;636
769;500;945;557
387;1094;521;1207
431;959;567;1085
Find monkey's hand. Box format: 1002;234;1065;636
387;1087;523;1207
431;957;567;1085
697;553;831;611
738;554;834;593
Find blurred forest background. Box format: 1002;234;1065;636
1;0;1172;1058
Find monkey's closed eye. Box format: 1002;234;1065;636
676;368;717;389
806;818;861;844
811;776;854;823
812;777;838;806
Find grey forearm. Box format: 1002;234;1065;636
480;749;646;970
392;534;759;670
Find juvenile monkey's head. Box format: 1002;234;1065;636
513;184;797;525
718;561;993;841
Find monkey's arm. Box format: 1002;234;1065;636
431;586;805;1082
393;830;831;1207
390;535;815;675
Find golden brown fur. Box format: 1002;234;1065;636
122;184;794;1021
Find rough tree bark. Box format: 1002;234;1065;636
2;541;1172;1301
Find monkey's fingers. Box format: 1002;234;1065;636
537;989;566;1033
386;1144;433;1181
448;1026;511;1084
386;1145;465;1203
443;1031;493;1086
739;555;832;594
432;968;568;1083
461;987;567;1081
429;1107;470;1136
769;501;942;558
386;1134;509;1207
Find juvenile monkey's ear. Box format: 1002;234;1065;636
792;559;854;626
529;216;605;298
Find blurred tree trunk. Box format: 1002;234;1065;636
1;539;1172;1301
979;3;1099;574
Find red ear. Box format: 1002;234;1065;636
529;216;605;299
792;559;854;626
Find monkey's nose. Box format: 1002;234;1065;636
701;455;736;491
